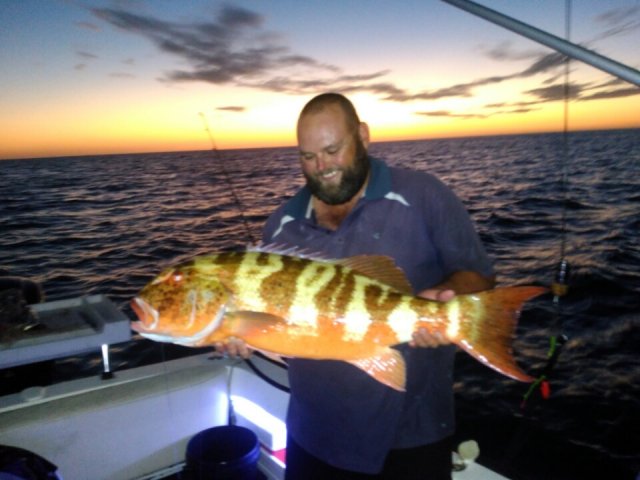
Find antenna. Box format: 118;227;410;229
198;112;257;244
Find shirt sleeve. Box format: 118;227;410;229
421;175;494;278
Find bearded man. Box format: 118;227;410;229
221;92;495;479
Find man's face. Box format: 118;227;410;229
297;104;370;205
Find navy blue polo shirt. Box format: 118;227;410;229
262;157;493;473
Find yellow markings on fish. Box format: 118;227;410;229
339;278;372;341
387;299;419;342
462;294;484;343
446;300;461;339
235;252;284;312
289;260;336;330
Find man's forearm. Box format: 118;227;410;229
435;270;496;294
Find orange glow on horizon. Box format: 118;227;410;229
1;94;638;160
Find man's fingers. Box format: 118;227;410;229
410;328;449;348
213;338;253;358
436;289;456;302
417;288;456;302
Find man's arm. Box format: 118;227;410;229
419;270;496;301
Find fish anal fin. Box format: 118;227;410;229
348;348;406;391
337;255;413;294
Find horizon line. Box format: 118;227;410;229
2;126;639;162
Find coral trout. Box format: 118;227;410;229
131;249;546;391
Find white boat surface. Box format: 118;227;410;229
0;350;508;480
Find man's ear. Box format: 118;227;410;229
358;122;370;148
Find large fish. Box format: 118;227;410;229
131;249;546;391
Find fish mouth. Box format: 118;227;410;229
130;297;159;333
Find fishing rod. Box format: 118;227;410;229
442;0;640;87
441;0;579;407
198;112;257;245
524;1;574;408
441;0;584;407
199;112;290;391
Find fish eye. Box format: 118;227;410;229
151;268;184;285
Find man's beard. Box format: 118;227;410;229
304;140;370;206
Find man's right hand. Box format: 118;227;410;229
214;337;253;359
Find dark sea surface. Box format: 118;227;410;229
1;129;639;479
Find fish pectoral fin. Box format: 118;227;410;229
348;348;406;392
225;311;288;344
227;310;287;325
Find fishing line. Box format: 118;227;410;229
245;355;290;393
554;0;572;298
522;0;572;408
157;343;188;473
226;358;241;425
199;112;257;245
199;113;289;393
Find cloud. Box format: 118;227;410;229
580;87;640;101
74;51;98;72
590;5;640;41
525;83;583;102
485;99;541;109
481;41;542;61
516;52;567;77
524;81;640;103
75;21;100;31
92;5;342;88
596;5;640;26
89;3;632;115
93;4;516;102
77;51;99;60
415;110;488;119
216;106;245;112
362;51;567;103
415;103;540;121
109;72;136;79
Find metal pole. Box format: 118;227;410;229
442;0;640;87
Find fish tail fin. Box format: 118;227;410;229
452;286;547;382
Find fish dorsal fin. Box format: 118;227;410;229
248;242;328;260
337;255;413;294
251;243;413;293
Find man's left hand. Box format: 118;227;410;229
409;288;455;348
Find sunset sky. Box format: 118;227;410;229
1;0;639;160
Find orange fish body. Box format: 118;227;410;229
131;250;546;390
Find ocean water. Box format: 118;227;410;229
1;129;639;478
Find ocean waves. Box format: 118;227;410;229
1;130;639;474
